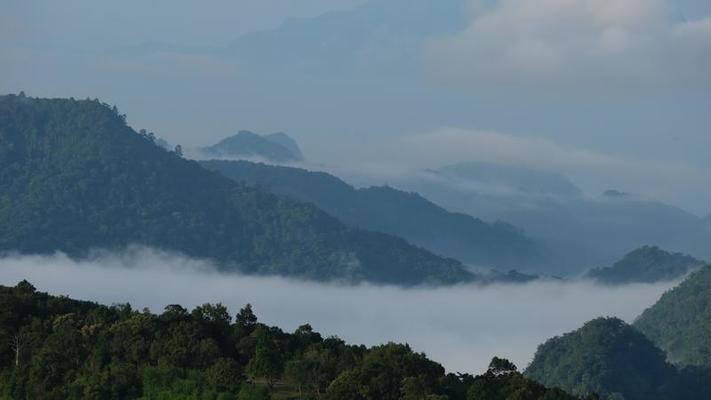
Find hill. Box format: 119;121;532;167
586;246;705;285
200;160;543;272
0;94;475;285
0;281;583;400
526;318;694;400
201;130;303;162
634;265;711;367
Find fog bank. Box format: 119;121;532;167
0;248;676;373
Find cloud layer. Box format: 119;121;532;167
0;247;676;373
427;0;711;90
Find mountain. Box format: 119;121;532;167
199;160;543;272
586;246;705;285
398;166;711;276
526;318;686;400
201;130;303;163
634;265;711;367
0;281;584;400
0;94;477;285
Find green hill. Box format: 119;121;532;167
0;94;475;285
634;265;711;367
526;318;680;400
200;160;542;272
586;246;704;285
0;281;582;400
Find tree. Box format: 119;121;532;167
488;357;517;376
174;144;183;157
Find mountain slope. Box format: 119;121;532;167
201;130;303;162
400;167;711;275
0;94;472;285
526;318;680;400
634;265;711;367
586;246;705;285
200;160;543;271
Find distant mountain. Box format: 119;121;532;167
0;94;480;285
399;166;711;275
202;130;303;163
634;265;711;367
586;246;705;285
526;318;688;400
199;160;544;272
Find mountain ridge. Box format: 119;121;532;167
199;159;544;272
0;94;474;286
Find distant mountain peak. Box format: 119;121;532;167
202;130;303;163
586;245;705;284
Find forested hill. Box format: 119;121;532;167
525;318;711;400
0;281;584;400
586;246;705;285
200;160;543;271
634;265;711;367
0;94;475;285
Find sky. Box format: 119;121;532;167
0;248;678;374
2;0;710;214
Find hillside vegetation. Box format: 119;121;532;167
586;246;704;285
634;265;711;367
526;317;711;400
0;281;584;400
0;94;474;285
201;160;542;272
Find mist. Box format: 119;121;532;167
0;247;676;374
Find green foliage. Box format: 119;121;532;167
587;246;704;285
200;160;543;273
0;94;473;286
525;317;710;400
0;282;580;400
634;265;711;367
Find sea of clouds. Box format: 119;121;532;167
0;247;677;373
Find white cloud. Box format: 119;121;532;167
0;248;676;373
426;0;711;90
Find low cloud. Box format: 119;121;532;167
426;0;711;91
0;247;676;373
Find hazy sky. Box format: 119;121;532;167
2;0;710;214
0;248;677;373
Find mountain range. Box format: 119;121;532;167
200;160;543;273
0;94;479;286
396;165;711;275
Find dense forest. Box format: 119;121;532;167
634;265;711;367
525;317;711;400
525;265;711;400
0;282;585;400
0;94;480;286
586;246;704;285
200;160;542;273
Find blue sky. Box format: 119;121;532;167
2;0;710;214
